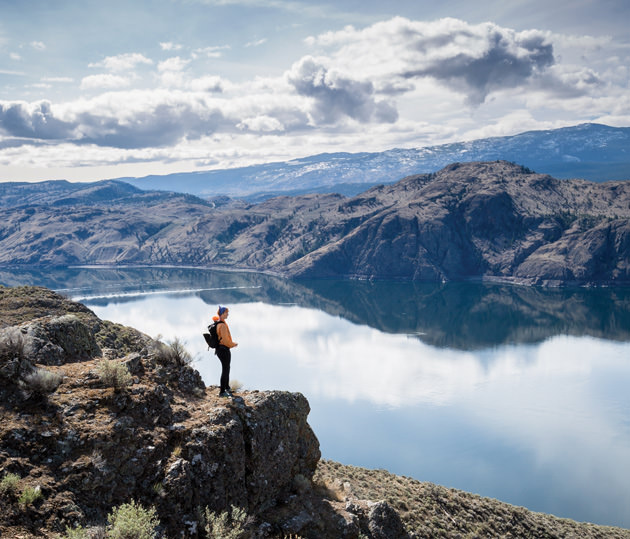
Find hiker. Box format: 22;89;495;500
212;305;238;397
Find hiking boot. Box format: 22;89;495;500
219;391;231;398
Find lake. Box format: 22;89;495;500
2;266;630;529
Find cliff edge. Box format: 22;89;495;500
0;286;323;537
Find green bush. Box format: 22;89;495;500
0;472;20;496
63;525;90;539
107;500;159;539
18;485;42;505
23;367;63;394
204;505;251;539
97;360;132;390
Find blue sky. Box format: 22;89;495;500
0;0;628;182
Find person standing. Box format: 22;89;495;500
213;305;238;397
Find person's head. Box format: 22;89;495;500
217;305;229;320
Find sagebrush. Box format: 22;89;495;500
0;472;20;496
204;505;252;538
97;360;132;389
107;500;159;539
23;367;63;394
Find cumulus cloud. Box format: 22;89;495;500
158;56;191;87
0;100;76;140
237;115;285;132
188;75;225;92
308;17;556;105
287;56;398;124
30;41;46;51
0;14;620;166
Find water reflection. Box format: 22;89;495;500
2;267;630;528
2;266;630;348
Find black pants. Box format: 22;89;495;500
216;345;231;392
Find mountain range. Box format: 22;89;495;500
121;123;630;200
1;160;629;286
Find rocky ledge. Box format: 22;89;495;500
1;286;629;538
0;286;409;538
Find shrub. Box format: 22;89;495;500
63;525;90;539
22;367;63;394
0;332;26;362
0;472;20;496
107;500;159;539
204;505;251;539
97;360;132;390
230;379;243;393
154;337;194;367
18;485;42;505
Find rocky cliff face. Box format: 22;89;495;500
0;286;323;537
283;161;630;284
1;161;629;286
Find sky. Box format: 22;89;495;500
0;0;629;183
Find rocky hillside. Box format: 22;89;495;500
0;286;322;537
1;286;630;538
1;161;630;286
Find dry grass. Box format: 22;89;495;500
315;459;630;538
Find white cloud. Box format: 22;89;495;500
80;74;131;90
89;53;153;72
10;52;21;61
42;77;74;83
158;56;191;88
1;14;628;181
0;68;25;76
160;42;183;51
245;38;267;48
192;45;230;59
286;55;398;124
306;17;556;106
188;75;226;92
158;56;190;72
237;115;285;132
30;41;46;51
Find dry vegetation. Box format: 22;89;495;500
315;460;630;538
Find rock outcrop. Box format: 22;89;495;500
0;286;323;537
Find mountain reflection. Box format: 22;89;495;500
1;266;629;349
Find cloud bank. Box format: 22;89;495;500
0;15;627;179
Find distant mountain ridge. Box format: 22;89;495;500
1;161;629;286
122;123;630;199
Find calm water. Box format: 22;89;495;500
2;266;630;529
